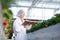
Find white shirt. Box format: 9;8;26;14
13;17;27;40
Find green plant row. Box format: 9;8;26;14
27;14;60;33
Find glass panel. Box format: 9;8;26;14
16;1;32;6
27;8;54;20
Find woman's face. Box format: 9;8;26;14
20;13;25;18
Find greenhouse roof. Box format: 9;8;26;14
11;0;60;20
11;0;60;10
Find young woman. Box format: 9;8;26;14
13;10;31;40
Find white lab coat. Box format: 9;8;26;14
13;17;28;40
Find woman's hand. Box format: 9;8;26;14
23;24;29;28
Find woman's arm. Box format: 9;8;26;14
13;20;22;33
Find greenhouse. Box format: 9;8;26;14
11;0;60;20
0;0;60;40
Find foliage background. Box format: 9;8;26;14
27;14;60;33
1;0;16;38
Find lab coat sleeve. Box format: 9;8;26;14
15;25;22;33
14;20;22;33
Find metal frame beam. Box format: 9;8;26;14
17;0;60;5
11;5;60;9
